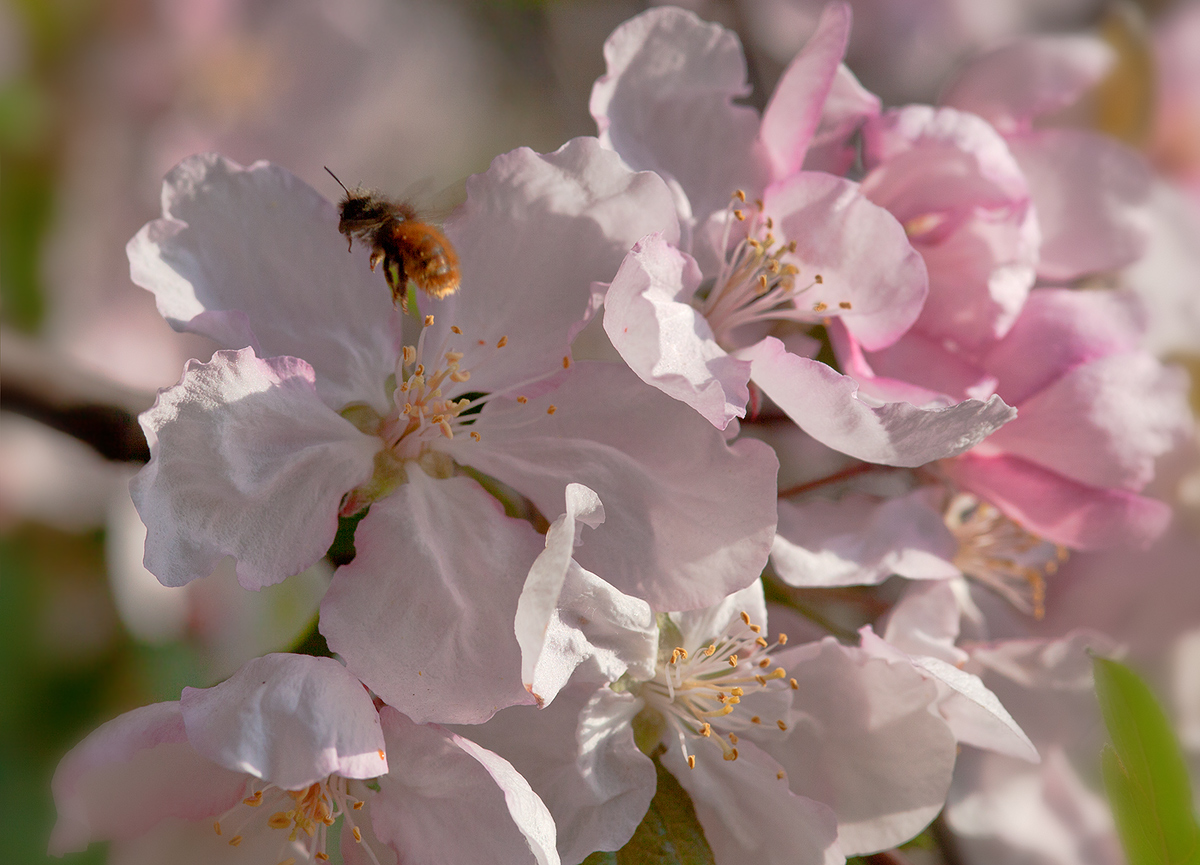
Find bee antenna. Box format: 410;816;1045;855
324;166;351;195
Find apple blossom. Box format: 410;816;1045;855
50;653;559;865
592;4;1016;463
127;145;780;723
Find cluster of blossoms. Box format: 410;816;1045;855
51;4;1194;864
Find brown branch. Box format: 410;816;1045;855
778;461;897;498
1;327;155;463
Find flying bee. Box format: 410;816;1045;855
326;167;461;312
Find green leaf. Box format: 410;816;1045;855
585;755;716;865
1093;657;1200;865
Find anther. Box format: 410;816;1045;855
687;754;697;768
758;658;770;668
269;813;291;829
700;723;712;737
730;687;744;697
497;335;508;348
724;750;739;761
402;346;416;365
839;301;852;309
704;644;716;656
353;801;365;810
728;654;738;667
751;716;761;724
547;405;557;415
734;189;746;202
777;719;788;731
562;355;571;369
814;274;823;284
778;633;788;645
734;210;745;221
813;302;828;312
213;821;222;836
777;770;786;780
451;370;471;382
755;637;768;648
424;315;434;327
729;733;739;744
451;325;462;334
517;396;528;404
316;855;331;862
755;675;766;685
789;678;798;690
439;421;453;438
229;835;243;846
470;431;481;441
353;827;363;843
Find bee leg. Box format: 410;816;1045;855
384;255;409;312
346;236;353;253
369;248;385;272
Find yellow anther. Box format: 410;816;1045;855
451;369;471;382
729;733;739;744
734;209;745;221
704;644;716;656
700;723;712;737
353;827;363;843
517;396;528;404
730;687;744;697
748;238;763;251
497;335;508;348
229;835;243;847
755;637;768;648
445;351;464;363
839;301;852;309
777;770;786;780
470;431;481;441
758;658;770;668
688;754;697;768
353;801;365;810
562;355;571;369
755;198;764;211
414;364;425;376
403;346;416;365
547;405;557;415
734;189;747;202
755;675;766;685
814;274;823;284
778;633;788;645
316;855;331;862
813;302;828;312
439;420;453;438
424;315;435;327
751;716;762;724
728;654;738;667
764;233;775;246
451;325;462;334
724;749;739;761
789;677;798;690
243;791;263;807
777;719;788;731
268;813;291;829
213;821;222;836
758;275;769;291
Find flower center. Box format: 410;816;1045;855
338;314;571;515
697;191;847;346
944;493;1068;620
211;774;385;865
636;610;794;769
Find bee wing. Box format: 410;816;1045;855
410;176;467;223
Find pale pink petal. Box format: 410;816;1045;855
50;702;246;855
941;36;1116;133
590;6;767;222
803;65;882;175
765;172;927;350
179;654;386;790
1009;130;1153;281
883;579;968;665
662;739;842;865
983;352;1191;491
130;348;380;590
735;337;1015;466
449;362;778;611
860;331;997;404
321;471;543;724
426;137;679;396
967;631;1121;692
459;685;655;865
861;106;1038;350
946;747;1122;865
517;484;657;706
370;709;559;865
943;453;1172;550
760;3;852;180
859;628;1039;763
127;154;400;412
669;580;769;654
982;288;1145;407
766;638;957;855
603;233;751;429
110;815;329;865
772;489;960;587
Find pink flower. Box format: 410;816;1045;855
464;487;1015;863
50;653;559;865
128;146;780;724
592;4;1016;464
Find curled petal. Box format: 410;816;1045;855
760;2;852;180
130;348;380;590
180;654;386;790
603;233;751;428
735;337;1015;466
321;471;543;724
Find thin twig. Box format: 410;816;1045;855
777;461;895;498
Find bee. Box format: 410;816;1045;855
326;167;460;312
